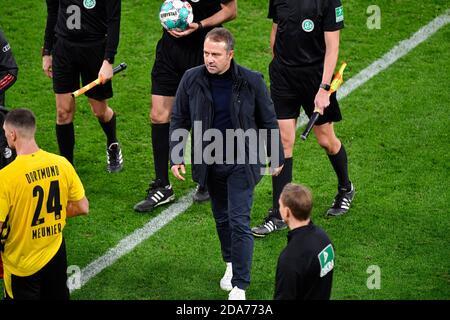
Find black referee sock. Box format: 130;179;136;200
328;144;351;191
271;157;293;219
56;123;75;165
152;123;170;187
99;113;118;147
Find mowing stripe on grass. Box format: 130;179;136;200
338;9;450;101
69;190;194;293
69;10;450;293
297;9;450;129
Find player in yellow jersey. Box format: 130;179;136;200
0;108;89;300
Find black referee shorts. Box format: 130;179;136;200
269;59;342;126
52;37;113;101
4;239;70;300
151;34;204;96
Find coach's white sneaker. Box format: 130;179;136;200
228;286;246;300
220;262;233;291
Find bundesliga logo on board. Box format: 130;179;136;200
159;0;194;31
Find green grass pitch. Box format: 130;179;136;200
0;0;449;299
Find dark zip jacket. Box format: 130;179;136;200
0;29;18;96
169;61;284;188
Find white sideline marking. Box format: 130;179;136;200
69;190;194;293
70;10;450;293
337;9;450;101
297;9;450;129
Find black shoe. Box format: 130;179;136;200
251;209;287;238
133;179;175;212
326;183;355;217
193;185;210;203
106;142;123;173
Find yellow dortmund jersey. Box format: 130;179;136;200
0;149;85;276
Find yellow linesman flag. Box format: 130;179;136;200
329;62;347;94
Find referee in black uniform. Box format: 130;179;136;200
274;183;334;300
42;0;124;173
252;0;355;237
134;0;237;213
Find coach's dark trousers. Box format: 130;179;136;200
207;163;254;290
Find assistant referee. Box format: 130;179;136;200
252;0;355;238
42;0;124;173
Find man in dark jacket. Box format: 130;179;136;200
0;28;18;169
0;28;18;107
169;28;284;300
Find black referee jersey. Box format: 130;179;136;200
274;221;335;300
0;29;18;96
43;0;121;63
269;0;345;67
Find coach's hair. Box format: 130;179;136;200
280;183;313;221
5;108;36;136
205;27;235;52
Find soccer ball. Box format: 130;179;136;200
159;0;194;31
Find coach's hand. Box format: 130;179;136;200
314;88;331;115
42;55;53;78
98;60;114;84
171;164;186;181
